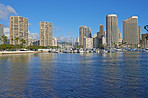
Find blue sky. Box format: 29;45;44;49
0;0;148;40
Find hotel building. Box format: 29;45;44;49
10;16;28;45
106;14;119;48
123;16;138;47
83;37;93;49
142;33;148;48
97;24;106;48
39;22;53;47
79;26;92;46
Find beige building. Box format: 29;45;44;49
79;26;92;46
138;26;141;47
97;24;106;48
123;16;138;48
28;37;32;45
142;33;148;48
52;37;57;46
106;14;119;48
10;16;28;45
39;22;53;47
118;32;122;43
83;37;93;49
76;37;79;43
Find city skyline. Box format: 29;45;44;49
0;0;148;40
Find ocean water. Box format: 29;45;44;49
0;52;147;97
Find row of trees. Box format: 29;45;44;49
0;35;26;45
0;35;61;51
11;37;26;45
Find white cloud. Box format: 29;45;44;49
4;27;9;33
4;27;10;39
0;3;17;20
29;32;39;40
57;37;74;42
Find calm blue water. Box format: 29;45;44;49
0;52;147;97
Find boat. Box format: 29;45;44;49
73;49;78;53
142;48;148;52
79;48;84;53
63;49;71;53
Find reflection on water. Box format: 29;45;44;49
0;54;32;97
0;52;147;97
39;53;54;65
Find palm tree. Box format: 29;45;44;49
144;25;148;48
144;25;148;32
1;35;8;43
11;38;14;41
15;37;20;44
20;38;26;45
146;34;148;40
145;34;148;48
11;38;14;44
0;37;2;43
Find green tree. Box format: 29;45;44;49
15;37;20;44
11;38;14;41
0;37;2;43
20;38;26;45
99;44;104;49
1;35;8;43
144;25;148;32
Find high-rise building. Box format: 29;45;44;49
79;26;92;46
83;37;93;49
92;34;97;48
118;32;122;43
39;22;53;47
10;16;28;45
106;14;119;48
138;26;141;47
75;37;79;47
142;33;148;48
123;16;138;47
28;37;32;46
52;37;57;46
97;24;106;48
0;24;4;44
102;31;106;45
76;37;79;43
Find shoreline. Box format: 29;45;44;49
0;50;146;55
0;51;43;54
